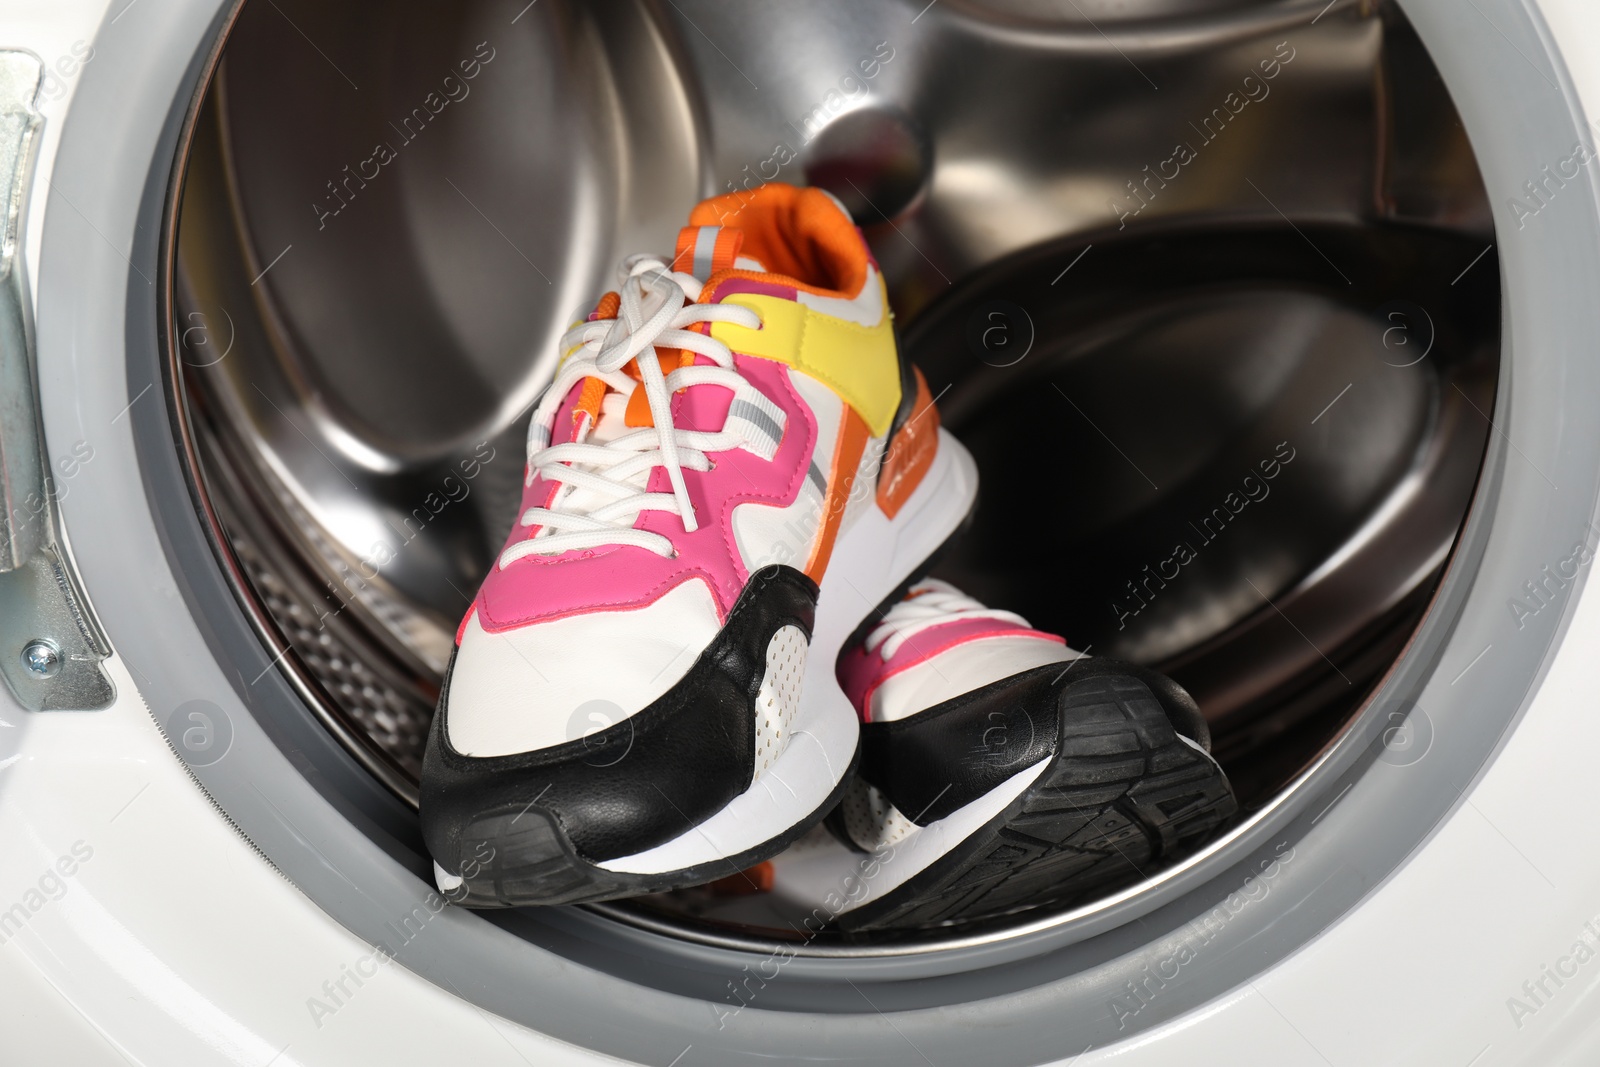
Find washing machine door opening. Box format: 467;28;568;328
163;0;1497;955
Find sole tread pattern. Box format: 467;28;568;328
841;675;1237;931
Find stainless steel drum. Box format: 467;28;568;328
169;0;1495;943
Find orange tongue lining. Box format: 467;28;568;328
622;350;696;428
575;179;869;436
686;183;868;299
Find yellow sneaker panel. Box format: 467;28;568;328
709;293;902;438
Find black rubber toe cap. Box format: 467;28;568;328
420;566;818;881
856;657;1213;828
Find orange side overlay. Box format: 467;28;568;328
875;367;940;519
804;409;871;581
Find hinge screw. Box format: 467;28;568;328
21;640;61;679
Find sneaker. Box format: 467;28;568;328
421;183;978;907
823;580;1237;931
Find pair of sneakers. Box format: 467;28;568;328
420;183;1236;930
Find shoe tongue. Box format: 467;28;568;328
574;229;769;442
673;224;764;282
586;389;636;445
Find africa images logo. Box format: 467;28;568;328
312;42;498;230
1111;441;1296;630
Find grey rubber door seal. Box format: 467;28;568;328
32;0;1600;1062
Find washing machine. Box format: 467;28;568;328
3;0;1600;1062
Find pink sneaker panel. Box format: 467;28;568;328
837;617;1067;722
474;355;818;634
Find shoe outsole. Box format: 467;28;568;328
837;673;1237;932
438;741;860;908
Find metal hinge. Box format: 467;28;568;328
0;49;113;711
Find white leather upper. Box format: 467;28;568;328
730;370;840;571
870;634;1080;723
796;263;888;326
446;578;721;756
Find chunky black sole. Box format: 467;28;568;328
439;739;859;908
422;566;823;908
426;489;981;909
837;671;1237;932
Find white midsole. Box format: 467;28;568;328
772;758;1052;911
777;735;1225;913
598;429;979;875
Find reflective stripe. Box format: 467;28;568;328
806;460;828;495
804;409;871;580
728;397;783;446
724;387;788;461
694;226;721;280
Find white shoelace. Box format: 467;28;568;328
863;579;1033;661
499;255;764;567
